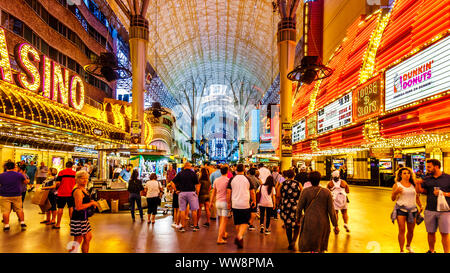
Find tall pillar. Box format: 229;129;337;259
277;18;296;171
129;15;149;144
191;119;196;162
98;150;107;180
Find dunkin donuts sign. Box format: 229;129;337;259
0;27;85;110
385;35;450;111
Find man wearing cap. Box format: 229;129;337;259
327;170;350;232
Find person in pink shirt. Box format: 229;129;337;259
210;166;230;244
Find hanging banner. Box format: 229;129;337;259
317;92;352;134
281;122;292;157
306;114;317;138
385;35;450;111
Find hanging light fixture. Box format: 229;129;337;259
83;52;132;82
287;55;333;84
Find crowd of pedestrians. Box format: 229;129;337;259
0;160;98;253
1;156;449;253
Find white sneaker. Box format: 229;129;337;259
171;223;177;228
406;246;414;253
176;224;182;229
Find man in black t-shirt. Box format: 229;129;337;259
172;162;200;232
416;159;450;253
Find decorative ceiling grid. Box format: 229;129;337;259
108;0;281;98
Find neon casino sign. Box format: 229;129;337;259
0;27;85;110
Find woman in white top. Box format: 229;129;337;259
391;167;423;253
144;173;163;224
258;176;276;234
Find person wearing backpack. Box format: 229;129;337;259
327;170;350;233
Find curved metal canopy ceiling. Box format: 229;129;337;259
107;0;292;98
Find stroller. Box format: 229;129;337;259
157;185;172;215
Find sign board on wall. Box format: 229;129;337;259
385;35;450;111
353;77;381;122
281;123;292;157
317;92;352;134
292;119;306;144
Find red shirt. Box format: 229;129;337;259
56;168;76;197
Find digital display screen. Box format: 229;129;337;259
379;159;392;170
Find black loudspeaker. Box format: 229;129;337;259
300;56;320;84
151;102;163;118
101;66;118;82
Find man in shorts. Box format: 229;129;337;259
0;162;27;231
54;161;76;229
416;159;450;253
172;162;200;232
227;164;256;248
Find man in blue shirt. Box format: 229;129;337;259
26;161;37;192
119;164;133;184
416;159;450;253
210;164;222;187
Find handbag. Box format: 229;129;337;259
437;190;450;212
299;188;322;229
415;212;424;225
256;186;262;204
31;188;49;206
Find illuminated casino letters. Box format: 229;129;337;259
0;27;85;110
15;43;41;92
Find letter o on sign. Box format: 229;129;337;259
69;75;85;110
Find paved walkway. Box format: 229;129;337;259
0;183;442;253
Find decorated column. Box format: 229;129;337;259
129;15;149;144
277;1;299;171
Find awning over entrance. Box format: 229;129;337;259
130;154;168;161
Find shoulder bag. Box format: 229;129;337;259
256;185;262;204
299;188;322;229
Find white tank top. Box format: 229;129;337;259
396;182;416;208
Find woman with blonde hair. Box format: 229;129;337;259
391;167;424;253
69;170;98;253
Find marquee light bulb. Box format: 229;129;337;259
52;62;69;106
0;28;12;83
15;43;41;92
